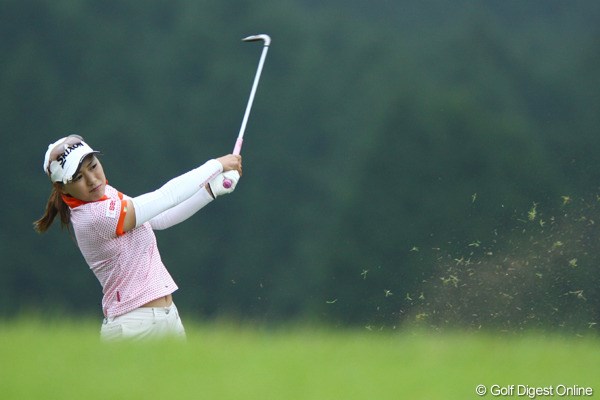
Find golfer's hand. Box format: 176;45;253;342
208;170;240;198
216;154;242;175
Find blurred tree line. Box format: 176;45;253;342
1;0;599;332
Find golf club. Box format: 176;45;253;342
223;34;271;188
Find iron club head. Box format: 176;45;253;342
242;34;271;46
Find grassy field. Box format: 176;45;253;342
0;318;598;400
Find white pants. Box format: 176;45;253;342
100;303;186;341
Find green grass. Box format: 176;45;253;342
0;318;598;399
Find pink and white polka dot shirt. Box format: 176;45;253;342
68;184;177;318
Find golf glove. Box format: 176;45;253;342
209;170;240;198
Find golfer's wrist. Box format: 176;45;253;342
205;184;215;199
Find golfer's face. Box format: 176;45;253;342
62;155;106;202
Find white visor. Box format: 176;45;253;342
43;137;99;184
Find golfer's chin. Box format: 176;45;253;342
88;183;106;201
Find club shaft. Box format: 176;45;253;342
234;42;270;155
222;35;270;189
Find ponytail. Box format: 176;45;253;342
33;183;71;233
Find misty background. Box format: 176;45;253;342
1;0;599;333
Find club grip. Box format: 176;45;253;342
223;138;244;189
232;137;243;156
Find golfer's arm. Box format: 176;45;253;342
118;159;223;234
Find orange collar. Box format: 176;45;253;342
61;193;109;208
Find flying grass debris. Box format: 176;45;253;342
400;193;600;334
415;313;429;321
568;290;586;301
454;256;466;265
528;202;538;221
441;275;459;287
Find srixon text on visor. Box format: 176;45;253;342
56;143;84;168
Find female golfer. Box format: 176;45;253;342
34;134;242;340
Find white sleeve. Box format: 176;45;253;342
130;159;222;228
149;187;214;230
